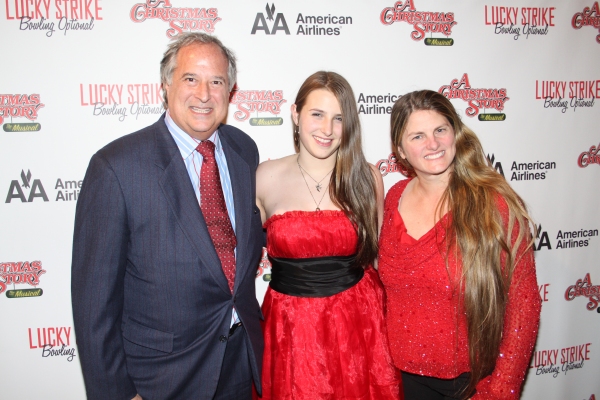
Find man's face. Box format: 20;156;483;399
164;43;230;140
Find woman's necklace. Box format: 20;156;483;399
297;156;332;211
296;158;333;192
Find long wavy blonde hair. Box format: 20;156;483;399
390;90;535;397
293;71;378;267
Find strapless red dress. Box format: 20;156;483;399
258;210;402;400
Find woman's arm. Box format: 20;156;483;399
472;210;541;399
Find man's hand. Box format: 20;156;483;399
132;395;142;400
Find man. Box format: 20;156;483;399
71;33;264;400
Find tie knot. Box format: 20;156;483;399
196;140;216;159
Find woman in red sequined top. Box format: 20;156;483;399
378;90;541;400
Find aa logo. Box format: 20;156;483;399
486;153;504;177
5;170;49;203
251;3;290;35
535;224;552;251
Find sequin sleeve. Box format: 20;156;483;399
472;202;541;399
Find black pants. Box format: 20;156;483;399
402;371;471;400
213;324;252;400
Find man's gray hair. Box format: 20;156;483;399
160;32;237;108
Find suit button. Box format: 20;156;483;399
219;335;227;342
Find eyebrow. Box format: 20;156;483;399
180;72;227;82
308;108;342;116
405;130;423;137
408;123;449;134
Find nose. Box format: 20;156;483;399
321;119;333;136
194;82;210;102
425;134;440;150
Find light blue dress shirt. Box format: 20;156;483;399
165;112;239;325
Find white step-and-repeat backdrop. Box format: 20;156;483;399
1;1;599;398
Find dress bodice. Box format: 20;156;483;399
264;210;358;259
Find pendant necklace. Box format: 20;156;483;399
297;156;332;211
296;157;333;192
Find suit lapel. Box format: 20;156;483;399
153;117;231;294
219;126;253;293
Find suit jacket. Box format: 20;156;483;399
71;115;264;400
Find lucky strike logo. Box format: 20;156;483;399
531;343;591;378
376;153;402;177
439;73;508;120
380;0;456;45
572;2;600;43
229;87;286;126
484;5;555;40
578;143;600;168
256;248;272;282
130;0;221;38
0;261;46;298
28;327;77;362
0;94;44;132
565;273;600;312
6;0;101;37
79;83;164;122
535;79;598;113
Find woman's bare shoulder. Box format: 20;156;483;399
257;154;297;184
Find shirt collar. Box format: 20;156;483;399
164;111;222;159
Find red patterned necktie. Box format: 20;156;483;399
196;140;236;293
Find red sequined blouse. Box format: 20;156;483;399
378;178;541;399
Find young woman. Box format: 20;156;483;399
378;90;541;399
255;71;401;399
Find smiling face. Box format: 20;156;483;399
164;43;230;140
292;89;343;160
398;109;456;181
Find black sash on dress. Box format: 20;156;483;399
268;254;364;297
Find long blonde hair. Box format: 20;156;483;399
294;71;378;267
390;90;535;397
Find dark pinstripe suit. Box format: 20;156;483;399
71;115;264;400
